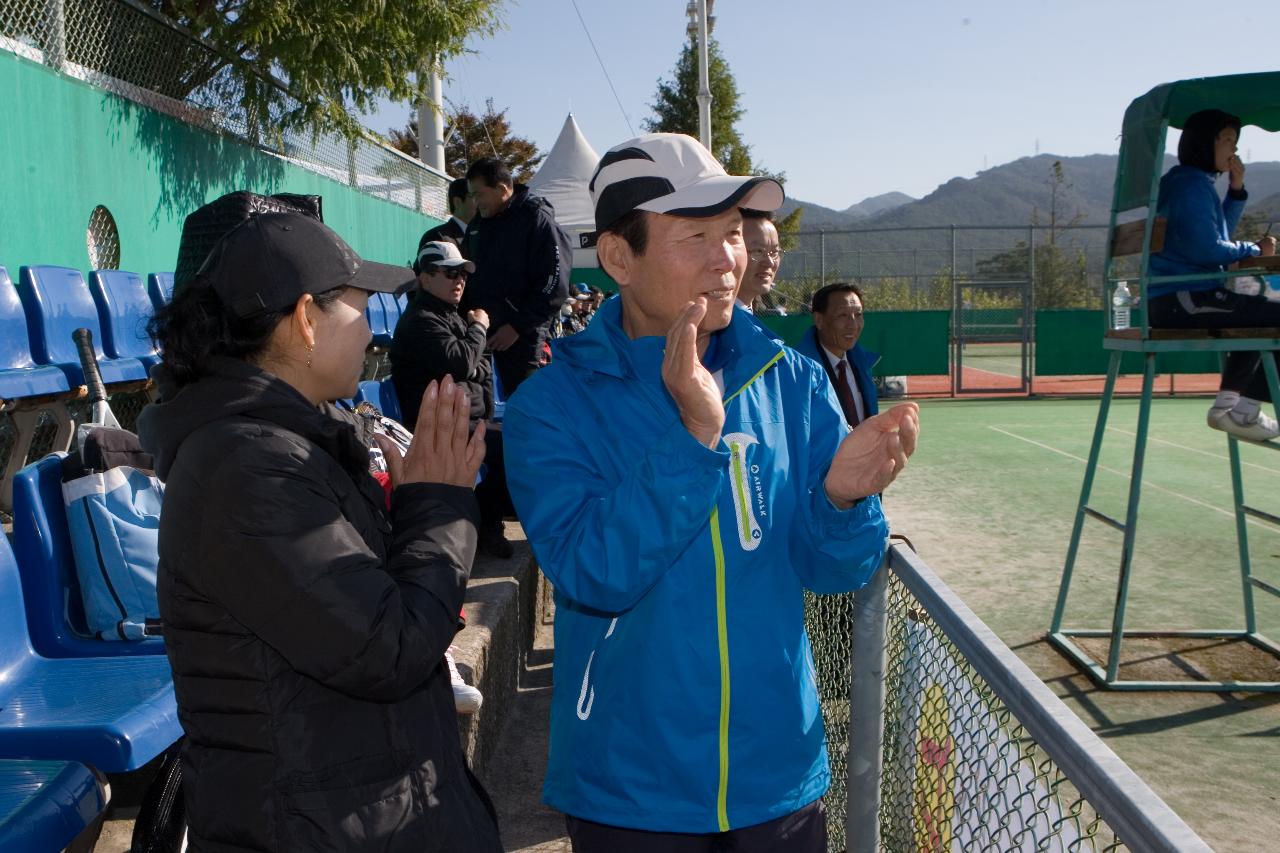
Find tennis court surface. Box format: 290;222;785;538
887;395;1280;850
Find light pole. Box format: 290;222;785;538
417;56;446;173
685;0;715;152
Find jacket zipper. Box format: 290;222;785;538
710;349;784;831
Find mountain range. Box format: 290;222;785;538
785;154;1280;231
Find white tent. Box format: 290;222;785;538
529;114;600;268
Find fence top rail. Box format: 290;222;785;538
885;544;1212;853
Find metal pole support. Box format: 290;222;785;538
846;557;888;853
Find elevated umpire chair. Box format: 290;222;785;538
1050;73;1280;692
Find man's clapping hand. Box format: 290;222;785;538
824;403;920;507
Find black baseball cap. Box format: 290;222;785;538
197;212;413;317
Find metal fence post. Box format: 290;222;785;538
43;0;67;70
846;558;889;853
820;230;827;285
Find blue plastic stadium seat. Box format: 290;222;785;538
88;270;161;372
0;267;70;402
355;377;403;424
0;267;76;513
379;292;403;330
11;456;165;658
491;355;506;423
366;292;392;347
395;292;409;315
0;534;180;772
17;266;148;387
0;759;106;851
146;272;174;311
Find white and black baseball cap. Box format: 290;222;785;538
588;133;784;234
415;240;476;274
199;212;413;317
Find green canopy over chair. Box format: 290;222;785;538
1115;71;1280;213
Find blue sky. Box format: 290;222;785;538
365;0;1280;211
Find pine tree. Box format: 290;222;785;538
646;38;804;237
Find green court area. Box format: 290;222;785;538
959;341;1024;378
887;396;1280;851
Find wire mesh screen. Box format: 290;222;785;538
0;0;447;217
805;572;1126;852
775;225;1109;315
804;588;858;852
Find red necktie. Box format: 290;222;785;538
835;360;861;427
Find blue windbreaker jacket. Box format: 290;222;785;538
1149;165;1260;297
504;299;889;832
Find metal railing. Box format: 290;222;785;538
0;0;448;217
806;542;1210;852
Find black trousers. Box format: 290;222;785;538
1149;288;1280;402
565;799;827;853
493;329;545;397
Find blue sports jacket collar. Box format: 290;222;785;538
552;296;785;389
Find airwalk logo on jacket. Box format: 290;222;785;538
724;431;767;551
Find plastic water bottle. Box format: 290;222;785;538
1112;281;1133;331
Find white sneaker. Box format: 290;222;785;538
1208;405;1280;442
445;645;483;714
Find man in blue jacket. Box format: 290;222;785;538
504;133;919;851
795;282;879;427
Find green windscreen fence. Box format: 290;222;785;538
1034;310;1219;375
759;310;951;376
569;268;618;292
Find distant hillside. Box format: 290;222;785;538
778;154;1280;282
844;191;914;220
776;197;856;229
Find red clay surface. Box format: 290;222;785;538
905;370;1221;398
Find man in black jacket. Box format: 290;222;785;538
417;177;474;254
464;157;572;394
391;240;514;557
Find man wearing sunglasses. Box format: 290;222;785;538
391;241;514;557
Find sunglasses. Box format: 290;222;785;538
427;266;467;280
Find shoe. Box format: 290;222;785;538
445;645;483;714
478;523;515;559
1208;405;1280;442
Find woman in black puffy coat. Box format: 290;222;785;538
138;213;502;853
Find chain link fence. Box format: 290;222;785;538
805;544;1208;852
772;224;1110;316
0;0;448;217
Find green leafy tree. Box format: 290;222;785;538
389;99;543;181
132;1;505;140
645;37;761;176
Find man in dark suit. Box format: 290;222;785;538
794;282;879;428
417;177;475;253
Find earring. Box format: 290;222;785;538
306;342;314;369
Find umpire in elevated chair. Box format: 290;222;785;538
504;133;920;852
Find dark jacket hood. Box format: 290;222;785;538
138;356;367;482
